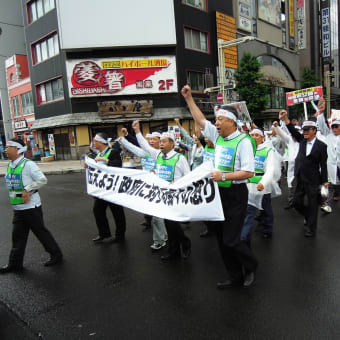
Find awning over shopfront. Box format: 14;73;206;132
31;107;191;130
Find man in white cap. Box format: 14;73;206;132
1;138;63;273
119;128;168;251
182;85;258;289
279;110;328;237
87;132;127;244
316;112;340;213
132;120;191;261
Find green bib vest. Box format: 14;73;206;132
141;154;156;171
215;133;251;188
155;152;181;182
248;146;271;184
203;146;215;163
5;159;28;205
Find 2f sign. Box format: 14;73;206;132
158;79;174;91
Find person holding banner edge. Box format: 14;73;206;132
132;120;191;261
182;84;258;289
88;132;127;244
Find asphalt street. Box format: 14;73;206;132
0;173;340;339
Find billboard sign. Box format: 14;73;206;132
286;86;324;106
56;0;176;50
258;0;281;26
321;7;331;59
66;56;177;97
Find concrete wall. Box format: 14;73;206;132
0;0;26;140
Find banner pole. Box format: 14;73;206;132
303;102;308;120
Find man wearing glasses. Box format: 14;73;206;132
316;112;340;213
279;110;328;237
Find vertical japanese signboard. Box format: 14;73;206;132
289;0;295;49
321;6;331;63
216;12;237;69
297;0;306;50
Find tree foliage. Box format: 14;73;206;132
234;52;270;119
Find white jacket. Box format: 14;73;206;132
317;113;340;184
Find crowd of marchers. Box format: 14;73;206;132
1;85;339;290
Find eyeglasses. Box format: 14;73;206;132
331;124;339;129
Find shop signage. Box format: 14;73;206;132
286;86;323;106
297;0;306;50
322;7;331;59
98;100;153;119
14;120;27;130
66;56;177;97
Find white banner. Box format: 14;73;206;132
85;157;224;222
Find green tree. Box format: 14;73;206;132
290;67;322;121
234;52;270;119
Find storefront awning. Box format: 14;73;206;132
31;107;190;130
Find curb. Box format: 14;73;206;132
0;169;84;177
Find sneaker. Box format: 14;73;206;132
92;236;113;244
321;205;332;213
150;242;166;251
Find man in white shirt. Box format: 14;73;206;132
182;85;258;288
1;139;63;273
132;120;191;261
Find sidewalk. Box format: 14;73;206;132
0;159;84;177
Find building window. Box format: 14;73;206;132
182;0;206;11
187;71;205;92
21;92;34;115
265;87;286;109
28;0;55;24
32;33;59;64
281;0;287;47
10;73;15;83
184;27;209;53
37;78;64;105
12;96;21;117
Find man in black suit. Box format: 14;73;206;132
279;110;328;237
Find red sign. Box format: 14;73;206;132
286;86;323;106
217;93;224;103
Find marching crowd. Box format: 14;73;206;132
1;84;339;290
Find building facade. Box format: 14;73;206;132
5;54;38;159
0;0;26;143
23;0;238;159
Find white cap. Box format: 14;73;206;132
331;119;340;126
250;128;264;137
161;132;175;141
302;121;317;129
151;132;161;138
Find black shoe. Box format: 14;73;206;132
262;233;272;239
0;264;24;274
181;246;191;259
161;253;181;261
217;280;243;289
44;255;63;267
243;272;256;288
140;222;151;230
111;237;125;243
304;231;315;238
199;230;213;238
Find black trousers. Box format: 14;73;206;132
164;219;191;256
214;184;258;282
93;198;126;239
292;178;320;233
9;206;62;266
